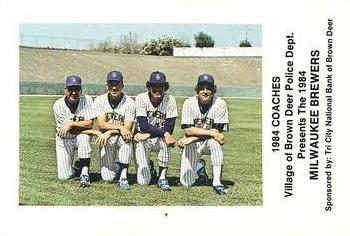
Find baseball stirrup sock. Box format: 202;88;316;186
120;167;128;180
158;166;168;180
117;162;129;180
79;158;91;168
195;161;204;173
80;159;91;176
212;165;222;186
81;166;89;176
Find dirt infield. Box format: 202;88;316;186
20;47;261;87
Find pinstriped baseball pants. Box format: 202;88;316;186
135;137;170;185
180;138;223;187
100;135;133;181
55;134;91;180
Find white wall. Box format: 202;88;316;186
173;47;262;57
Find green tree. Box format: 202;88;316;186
139;35;190;56
194;32;215;47
118;32;139;54
239;39;252;47
95;37;116;52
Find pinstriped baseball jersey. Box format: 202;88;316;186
93;93;136;125
134;138;170;185
93;93;136;181
180;95;228;187
53;95;95;137
135;92;177;131
181;95;229;131
53;94;95;180
134;92;177;185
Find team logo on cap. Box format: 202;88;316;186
155;74;162;80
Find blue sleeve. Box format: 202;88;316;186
137;117;176;137
160;117;176;134
137;116;165;137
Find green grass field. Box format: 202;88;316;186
19;96;261;206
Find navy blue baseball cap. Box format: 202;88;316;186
107;71;123;83
65;75;82;87
197;74;215;86
148;71;167;84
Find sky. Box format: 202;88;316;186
19;23;262;50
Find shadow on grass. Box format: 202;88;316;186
89;173;102;182
222;179;235;188
168;176;181;186
128;173;137;185
127;174;181;187
195;178;235;189
89;172;234;190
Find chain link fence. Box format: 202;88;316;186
19;34;119;50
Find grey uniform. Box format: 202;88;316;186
53;95;95;180
180;95;229;187
134;92;178;185
93;93;136;181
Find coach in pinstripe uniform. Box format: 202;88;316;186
93;71;136;191
134;71;178;191
178;74;229;195
53;75;100;187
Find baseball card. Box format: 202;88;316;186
0;0;349;235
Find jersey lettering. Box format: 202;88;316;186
146;110;166;120
146;111;166;128
106;112;125;123
194;117;214;129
